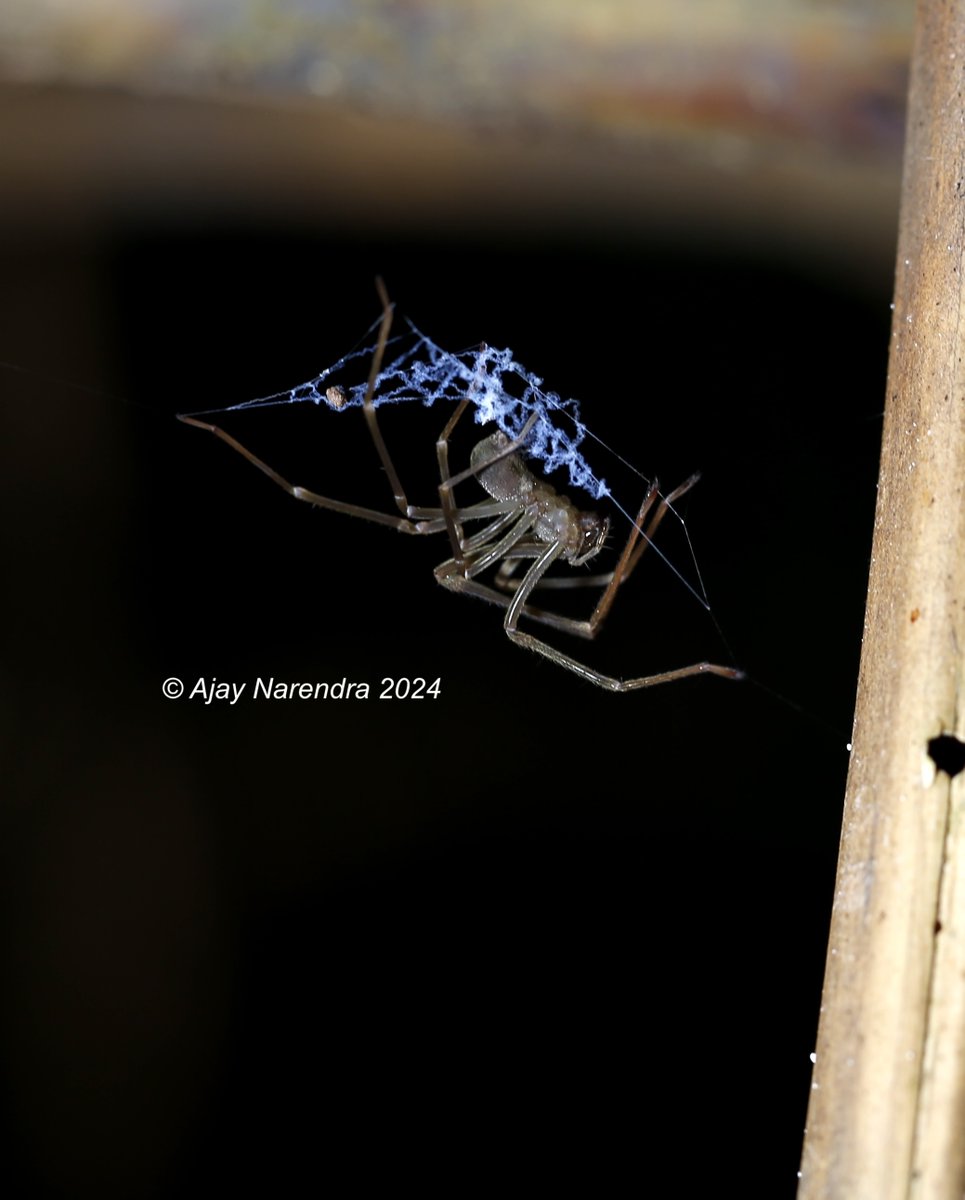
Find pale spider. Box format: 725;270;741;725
180;281;741;692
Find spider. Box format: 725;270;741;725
179;281;741;692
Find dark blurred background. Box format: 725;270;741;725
0;3;906;1195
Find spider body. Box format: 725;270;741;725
180;281;741;692
470;431;610;566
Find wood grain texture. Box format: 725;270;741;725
798;2;965;1196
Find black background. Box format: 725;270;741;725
1;210;889;1193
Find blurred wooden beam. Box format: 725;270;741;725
0;0;913;270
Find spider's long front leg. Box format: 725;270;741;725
179;414;520;536
178;416;436;533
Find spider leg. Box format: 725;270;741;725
442;409;541;495
618;473;702;584
180;280;442;530
494;554;612;593
334;276;460;522
435;570;601;634
181;279;538;535
567;478;665;635
179;411;518;536
465;510;538;578
436;398;474;562
462;508;528;553
435;545;613;636
496;473;701;633
495;473;701;594
459;483;666;626
434;505;540;600
436;399;540;567
503;542;741;691
411;500;523;537
440;474;716;644
178;415;433;533
357;277;421;519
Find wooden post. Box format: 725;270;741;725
797;2;965;1196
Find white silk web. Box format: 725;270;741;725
183;304;712;612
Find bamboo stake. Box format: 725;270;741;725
797;2;965;1196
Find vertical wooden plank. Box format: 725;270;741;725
798;1;965;1196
